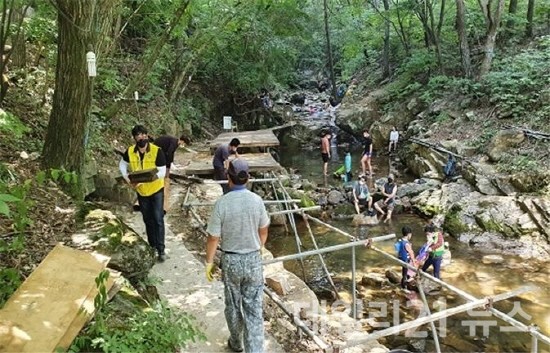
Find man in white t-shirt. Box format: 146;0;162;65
388;126;399;153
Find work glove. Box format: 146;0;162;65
206;262;215;282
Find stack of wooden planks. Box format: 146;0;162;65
0;244;119;352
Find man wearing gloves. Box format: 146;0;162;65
205;158;269;353
119;125;167;262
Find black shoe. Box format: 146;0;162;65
158;254;166;262
227;339;243;352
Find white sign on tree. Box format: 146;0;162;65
223;116;232;130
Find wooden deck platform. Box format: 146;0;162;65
209;129;280;148
173;153;282;176
0;244;113;352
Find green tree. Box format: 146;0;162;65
42;0;121;188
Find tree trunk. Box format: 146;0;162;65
323;0;337;100
382;0;391;78
478;0;506;77
525;0;535;37
103;0;189;119
10;6;25;68
455;0;472;77
394;0;411;55
42;0;119;181
506;0;518;28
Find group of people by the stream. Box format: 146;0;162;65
118;122;452;353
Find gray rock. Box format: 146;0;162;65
72;209;156;281
361;273;388;287
327;190;345;205
487;129;525;162
385;269;401;284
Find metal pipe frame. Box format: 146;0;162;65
264;287;329;350
183;199;301;207
370;245;550;347
203;177;286;185
263;234;396;265
344;285;535;348
268;206;321;216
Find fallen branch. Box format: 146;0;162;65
504;125;550;140
409;137;465;159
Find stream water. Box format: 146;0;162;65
267;145;550;352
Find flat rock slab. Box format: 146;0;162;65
177;152;283;176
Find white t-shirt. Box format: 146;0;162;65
390;130;399;142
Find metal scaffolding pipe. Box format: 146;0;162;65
304;214;355;240
203;177;286;185
344;285;535;348
417;279;442;353
263;234;396;265
369;246;550;346
271;179;307;282
263;287;329;350
183;199;301;207
299;206;340;300
271;173;340;301
269;206;321;216
351;245;357;320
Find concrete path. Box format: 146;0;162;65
126;181;284;353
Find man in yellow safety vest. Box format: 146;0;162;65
119;125;167;262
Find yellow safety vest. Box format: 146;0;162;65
127;143;164;197
429;232;445;257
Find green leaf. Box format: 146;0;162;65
35;171;46;186
0;194;20;202
50;169;60;181
0;201;9;216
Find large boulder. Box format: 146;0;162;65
487;129;525;162
72;209;156;281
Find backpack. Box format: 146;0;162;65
444;155;456;177
394;239;409;262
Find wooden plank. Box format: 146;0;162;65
209;129;280;148
0;244;110;352
176;153;283;176
56;270;121;350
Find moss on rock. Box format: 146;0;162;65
443;205;468;236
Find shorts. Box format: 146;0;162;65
375;199;395;211
321;153;329;163
362;152;372;158
357;197;370;206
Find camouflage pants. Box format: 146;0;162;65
221;251;264;353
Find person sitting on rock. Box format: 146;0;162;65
352;174;373;215
374;173;397;223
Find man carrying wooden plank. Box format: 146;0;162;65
151;134;191;212
119;125;167;262
212;138;240;194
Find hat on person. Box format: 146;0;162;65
227;158;249;183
